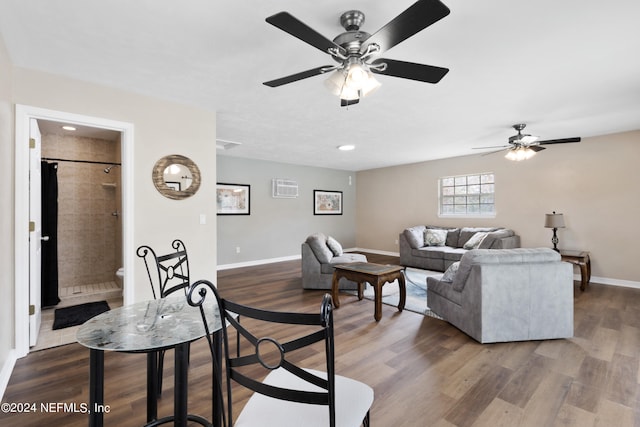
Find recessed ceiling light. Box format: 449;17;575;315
62;125;76;131
337;144;355;151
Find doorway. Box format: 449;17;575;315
32;119;124;351
14;105;134;358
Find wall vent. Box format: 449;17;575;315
272;179;298;198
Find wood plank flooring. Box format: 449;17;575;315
2;252;640;426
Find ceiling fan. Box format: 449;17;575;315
263;0;451;107
475;124;581;161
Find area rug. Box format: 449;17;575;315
52;301;110;330
358;268;443;319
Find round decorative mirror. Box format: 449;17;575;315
152;154;201;200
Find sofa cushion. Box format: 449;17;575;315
457;227;499;248
326;236;343;256
305;233;333;264
412;246;445;259
403;226;426;249
424;229;448;246
322;253;368;274
463;232;488;249
442;247;467;261
441;261;460;282
478;229;515;249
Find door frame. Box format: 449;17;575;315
14;104;135;358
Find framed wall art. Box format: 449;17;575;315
313;190;342;215
216;183;250;215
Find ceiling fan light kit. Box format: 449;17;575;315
323;65;381;101
504;146;537;161
263;0;451;106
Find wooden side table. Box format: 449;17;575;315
560;250;591;291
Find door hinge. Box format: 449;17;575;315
29;221;35;232
29;305;35;316
29;138;36;149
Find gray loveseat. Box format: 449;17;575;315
427;248;574;343
301;233;367;290
399;225;520;271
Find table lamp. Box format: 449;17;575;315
544;211;565;252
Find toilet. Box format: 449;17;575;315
115;267;124;288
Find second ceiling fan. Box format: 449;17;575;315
263;0;451;106
476;124;581;161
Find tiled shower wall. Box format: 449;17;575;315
41;132;122;288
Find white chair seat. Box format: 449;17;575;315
234;368;374;427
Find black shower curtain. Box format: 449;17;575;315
41;161;60;307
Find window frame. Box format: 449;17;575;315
438;172;496;218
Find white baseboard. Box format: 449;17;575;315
217;254;301;271
585;275;640;289
218;248;640;290
0;349;17;401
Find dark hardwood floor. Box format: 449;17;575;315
2;252;640;426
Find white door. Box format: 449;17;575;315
29;118;42;347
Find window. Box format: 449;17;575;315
439;173;495;217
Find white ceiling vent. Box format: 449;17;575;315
272;179;298;198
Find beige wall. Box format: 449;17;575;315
356;131;640;284
0;30;15;382
13;67;217;302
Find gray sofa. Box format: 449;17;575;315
427;248;574;343
399;225;520;271
301;233;367;290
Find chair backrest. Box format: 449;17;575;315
187;280;337;427
137;239;190;299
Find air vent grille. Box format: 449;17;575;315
272;179;298;198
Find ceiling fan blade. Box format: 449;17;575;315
266;12;346;56
529;145;546;152
341;98;360;107
263;65;332;87
361;0;450;55
472;145;510;150
538;137;581;145
370;58;449;83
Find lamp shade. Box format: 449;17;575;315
544;212;565;228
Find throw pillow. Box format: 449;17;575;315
424;228;448;246
463;232;488;250
457;227;497;248
446;228;460;247
326;236;343;256
403;226;426;249
442;261;460;282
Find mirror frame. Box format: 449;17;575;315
152;154;201;200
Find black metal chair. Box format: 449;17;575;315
187;280;373;427
137;239;191;397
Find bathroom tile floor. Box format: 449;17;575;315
31;282;123;352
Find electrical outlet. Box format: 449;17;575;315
395;239;399;245
236;246;241;254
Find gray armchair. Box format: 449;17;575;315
427;248;574;343
301;233;367;290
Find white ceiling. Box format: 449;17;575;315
1;0;639;171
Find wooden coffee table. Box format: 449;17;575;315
332;262;406;321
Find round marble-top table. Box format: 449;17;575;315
77;297;223;427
